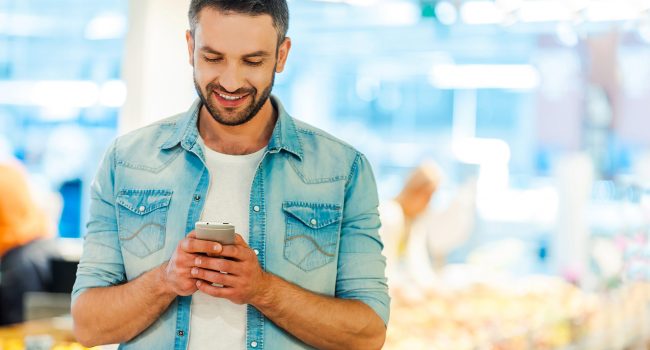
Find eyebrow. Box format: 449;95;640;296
199;46;271;58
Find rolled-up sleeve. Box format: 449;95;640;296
71;140;126;304
335;153;390;325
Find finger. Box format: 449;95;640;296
194;256;241;276
187;230;196;238
181;237;223;255
170;256;198;277
196;280;237;299
234;234;250;248
191;267;238;287
219;244;250;261
169;249;200;271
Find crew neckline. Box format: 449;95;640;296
198;136;267;163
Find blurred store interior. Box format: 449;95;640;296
2;0;650;348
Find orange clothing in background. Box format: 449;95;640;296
0;164;50;257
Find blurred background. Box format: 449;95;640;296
1;0;650;349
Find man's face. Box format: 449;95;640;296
186;8;290;126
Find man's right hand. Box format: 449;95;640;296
162;231;223;296
73;231;221;347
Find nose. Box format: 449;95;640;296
218;62;244;93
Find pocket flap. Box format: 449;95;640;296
282;201;342;229
117;189;173;216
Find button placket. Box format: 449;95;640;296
246;166;265;350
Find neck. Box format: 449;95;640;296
198;98;276;155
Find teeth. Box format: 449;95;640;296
218;93;244;101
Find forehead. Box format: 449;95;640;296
194;8;278;54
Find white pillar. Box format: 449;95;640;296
119;0;195;134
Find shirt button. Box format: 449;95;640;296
194;194;201;201
138;205;146;213
250;341;258;348
254;249;259;256
253;205;260;212
178;330;184;336
310;218;317;226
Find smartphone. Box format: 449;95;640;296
194;222;236;245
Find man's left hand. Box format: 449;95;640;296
191;234;270;305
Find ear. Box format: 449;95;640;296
275;37;292;73
186;30;195;67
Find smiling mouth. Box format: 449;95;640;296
212;90;251;108
215;92;247;101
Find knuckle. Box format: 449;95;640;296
211;263;222;273
181;238;192;251
212;272;224;283
215;272;227;283
186;253;198;265
220;247;231;257
177;256;190;269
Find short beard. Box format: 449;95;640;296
193;70;275;127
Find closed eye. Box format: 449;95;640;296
203;56;222;63
244;60;263;67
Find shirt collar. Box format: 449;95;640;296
160;95;303;161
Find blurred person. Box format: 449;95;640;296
380;161;442;267
71;1;389;349
0;163;60;326
379;162;476;291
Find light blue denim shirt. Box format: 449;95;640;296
72;96;390;350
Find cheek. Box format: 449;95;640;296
248;68;275;90
194;60;222;81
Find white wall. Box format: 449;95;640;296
119;0;195;134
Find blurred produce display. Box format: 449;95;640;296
0;317;95;350
385;277;650;350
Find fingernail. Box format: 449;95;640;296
191;267;198;275
213;244;221;251
195;257;202;265
196;280;202;287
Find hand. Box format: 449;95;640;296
395;161;442;220
161;231;224;296
191;234;270;305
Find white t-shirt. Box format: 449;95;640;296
188;137;265;350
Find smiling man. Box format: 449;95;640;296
71;1;389;349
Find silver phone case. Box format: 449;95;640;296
194;222;236;245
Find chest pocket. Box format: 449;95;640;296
116;189;172;258
283;201;342;271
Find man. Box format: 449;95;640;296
71;1;389;349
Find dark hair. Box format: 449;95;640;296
188;0;289;43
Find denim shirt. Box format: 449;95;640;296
72;96;390;350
